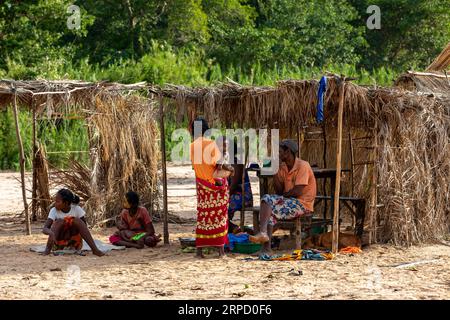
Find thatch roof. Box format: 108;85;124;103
0;79;147;114
426;42;450;72
154;76;449;132
395;71;450;98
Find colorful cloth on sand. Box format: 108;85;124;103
258;249;334;261
339;246;362;254
195;177;229;248
53;216;82;250
261;194;309;225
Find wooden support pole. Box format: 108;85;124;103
158;96;169;245
332;80;345;254
240;137;249;229
349;129;355;197
322;124;328;220
32;99;37;221
12;90;31;235
369;103;379;244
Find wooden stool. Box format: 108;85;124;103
250;206;314;250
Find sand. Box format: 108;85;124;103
0;165;449;300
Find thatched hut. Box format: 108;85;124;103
0;80;160;233
155;72;449;247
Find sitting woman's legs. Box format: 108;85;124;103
71;218;105;256
44;219;64;254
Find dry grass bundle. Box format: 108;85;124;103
34;143;52;220
51;159;92;205
86;94;160;225
376;91;450;245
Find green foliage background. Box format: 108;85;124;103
0;0;448;168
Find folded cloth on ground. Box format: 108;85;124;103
339;246;362;254
30;239;125;255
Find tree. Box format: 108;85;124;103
348;0;450;70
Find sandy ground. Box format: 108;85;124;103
0;165;449;300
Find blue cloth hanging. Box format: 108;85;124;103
316;76;327;123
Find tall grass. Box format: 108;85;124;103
0;109;89;170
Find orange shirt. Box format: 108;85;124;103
190;137;221;184
276;158;317;212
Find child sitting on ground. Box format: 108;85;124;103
42;188;105;256
109;191;161;249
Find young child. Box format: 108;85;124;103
42;188;105;256
109;191;161;249
213;136;234;185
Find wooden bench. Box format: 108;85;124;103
314;195;366;237
247;207;333;249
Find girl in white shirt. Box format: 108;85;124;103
42;188;104;256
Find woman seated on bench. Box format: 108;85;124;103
251;140;317;253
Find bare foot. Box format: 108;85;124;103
42;249;51;256
249;233;270;244
196;248;205;259
93;250;105;257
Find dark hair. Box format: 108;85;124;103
57;188;80;205
190;117;209;137
125;191;140;214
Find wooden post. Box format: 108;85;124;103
369;102;379;244
158;95;169;245
240;137;249;229
322;124;328;219
32;99;37;221
349;129;355;196
295;217;302;250
12;90;31;235
332;79;345;254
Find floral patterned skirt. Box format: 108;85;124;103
261;194;309;225
195;178;229;248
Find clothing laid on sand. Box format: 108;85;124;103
195;177;229;248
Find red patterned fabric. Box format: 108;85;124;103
195;178;229;248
